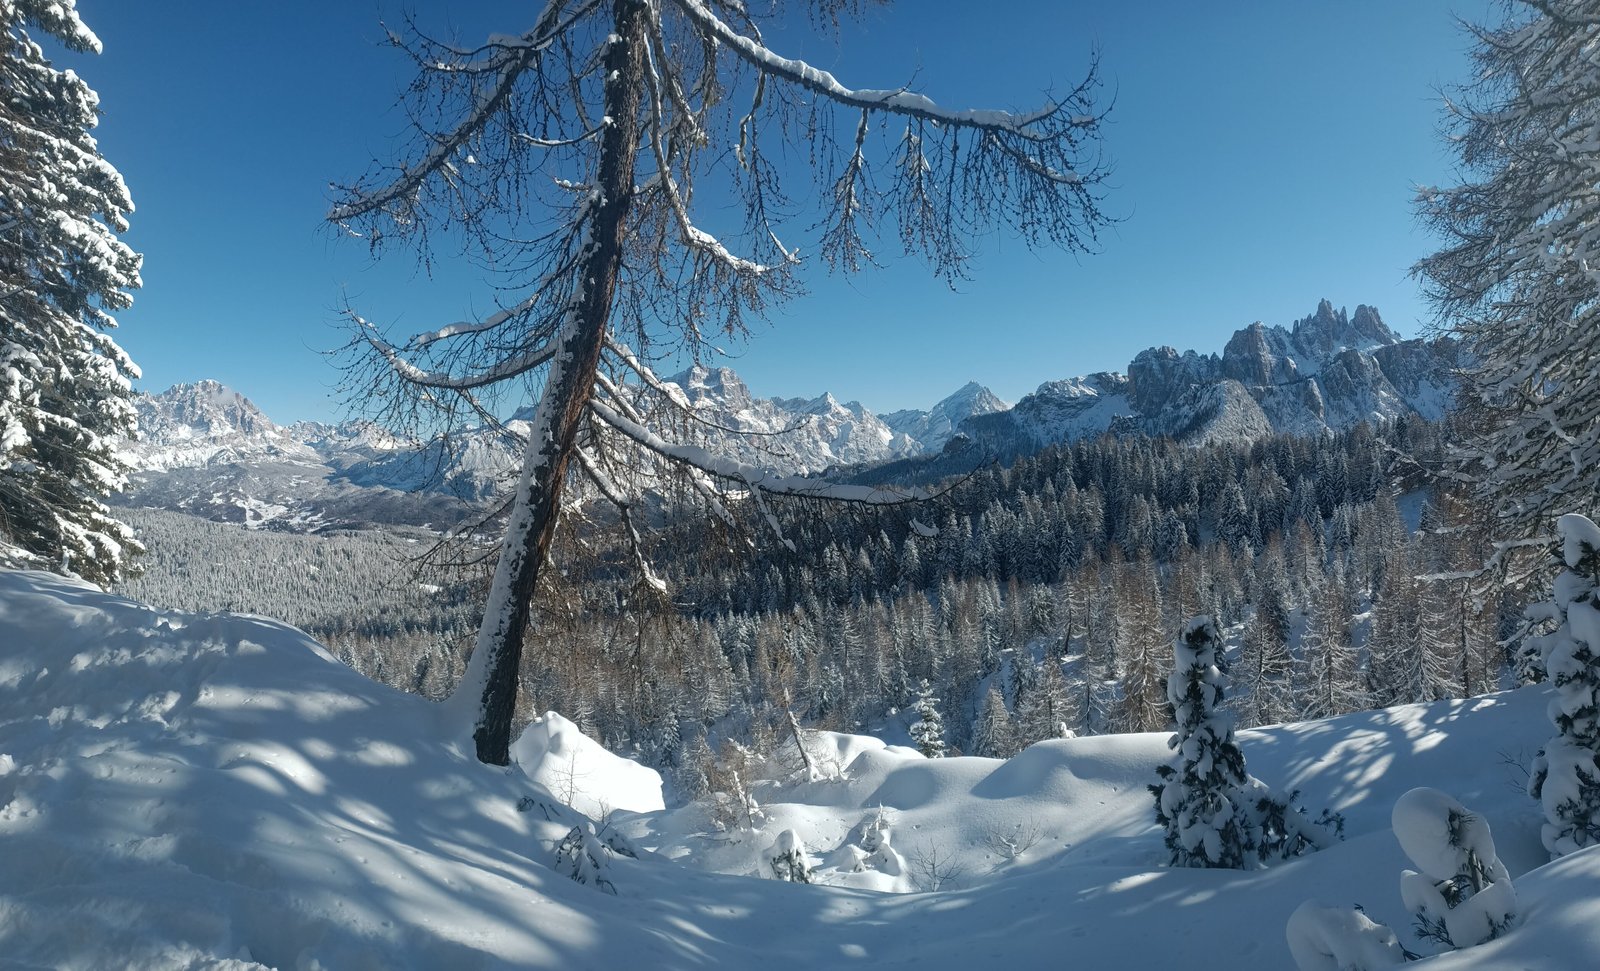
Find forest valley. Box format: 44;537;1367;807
117;410;1518;800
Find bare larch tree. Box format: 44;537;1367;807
328;0;1111;765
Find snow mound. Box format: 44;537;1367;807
511;711;664;818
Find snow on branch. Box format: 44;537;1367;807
344;310;557;391
573;445;669;593
514;124;604;149
590;373;743;534
602;340;814;439
411;292;543;348
587;398;931;506
669;0;1088;136
640;33;784;278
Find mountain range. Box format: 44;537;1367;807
114;299;1457;530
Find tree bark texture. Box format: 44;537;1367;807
461;0;648;765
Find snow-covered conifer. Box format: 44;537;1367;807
1393;787;1517;950
1153;616;1336;868
1152;617;1260;868
0;0;143;585
552;824;618;894
768;829;813;883
971;683;1019;758
856;807;905;876
909;679;947;759
1528;513;1600;858
1416;1;1600;553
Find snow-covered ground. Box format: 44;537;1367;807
1;569;1595;969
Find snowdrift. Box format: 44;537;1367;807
0;569;1595;969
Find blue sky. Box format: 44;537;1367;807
64;0;1492;423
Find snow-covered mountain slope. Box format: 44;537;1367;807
667;365;925;472
882;381;1010;453
955;300;1458;460
116;382;497;529
2;569;1592;969
118;300;1455;525
956;372;1134;456
122;379;320;472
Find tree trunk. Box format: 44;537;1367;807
446;0;648;765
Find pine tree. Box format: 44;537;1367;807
1235;603;1295;729
552;824;618;894
1153;616;1339;870
1016;655;1077;745
1151;617;1259;868
1115;568;1169;733
909;678;947;758
1296;571;1366;720
0;0;143;584
971;683;1019;758
768;829;813;883
1528;513;1600;859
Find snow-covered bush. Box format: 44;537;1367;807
1152;616;1337;868
852;807;905;876
909;679;947;758
1393;787;1516;951
768;829;813;883
1286;901;1406;971
552;824;617;895
1528;513;1600;858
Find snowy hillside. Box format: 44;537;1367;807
1;570;1594;969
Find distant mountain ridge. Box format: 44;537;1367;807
949;300;1457;463
115;299;1457;529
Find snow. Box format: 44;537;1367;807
3;569;1600;968
511;711;664;818
1286;901;1405;970
1558;512;1600;569
1393;787;1517;949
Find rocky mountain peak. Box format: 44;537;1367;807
670;365;753;412
142;380;277;439
1291;299;1397;360
882;380;1009;453
122;382;316;474
1349;304;1398;346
